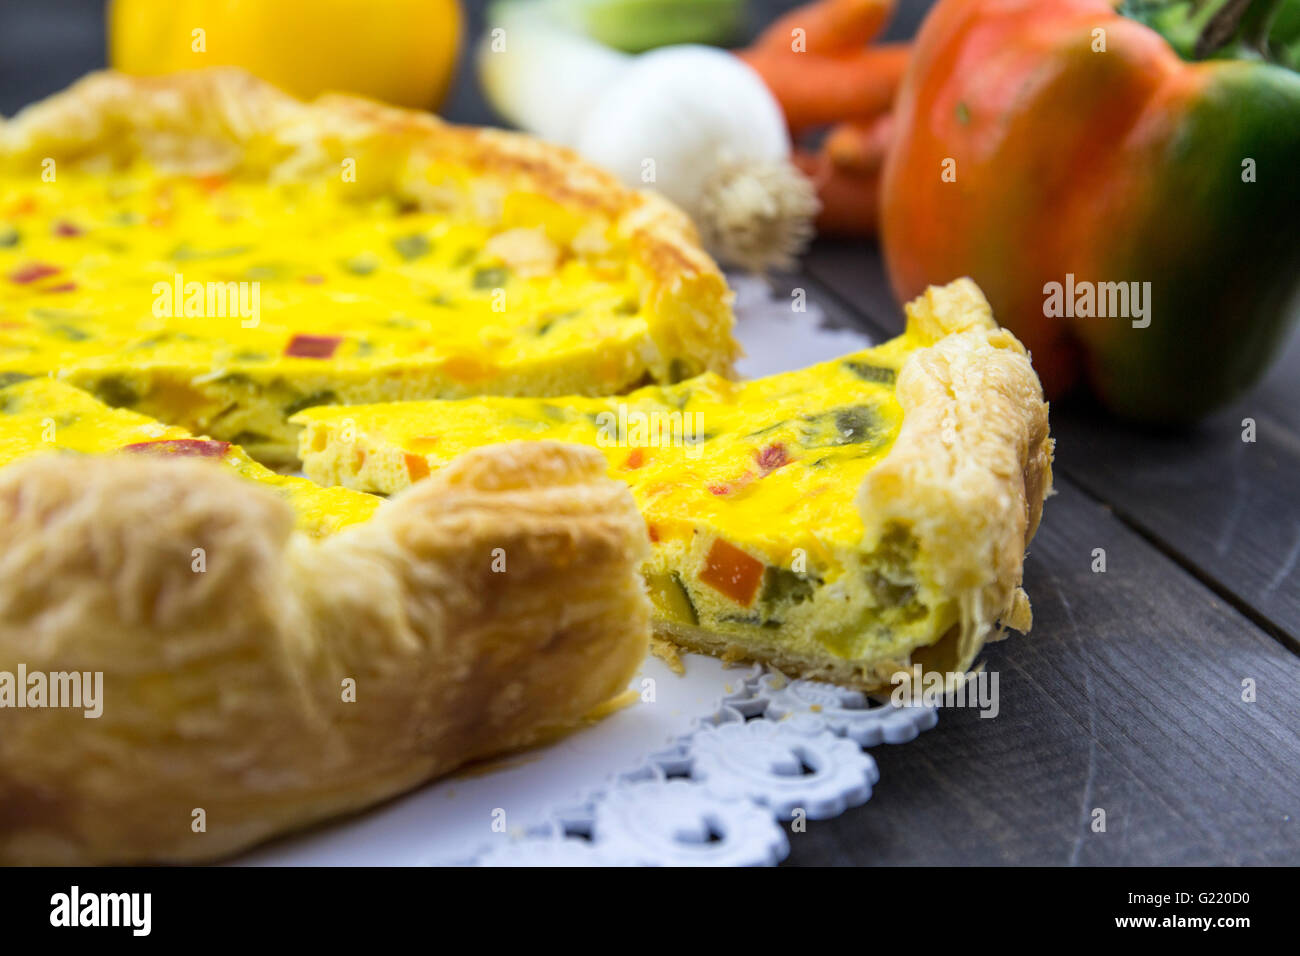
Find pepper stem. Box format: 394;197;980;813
1194;0;1285;60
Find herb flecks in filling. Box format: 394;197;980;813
0;165;664;462
291;334;933;658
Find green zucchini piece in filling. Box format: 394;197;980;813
842;360;896;386
761;566;818;608
392;233;431;260
283;390;339;417
89;376;140;408
799;404;886;450
646;570;699;626
340;253;379;276
472;266;508;289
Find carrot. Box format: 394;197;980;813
741;44;910;134
739;0;907;237
750;0;896;56
824;113;894;176
794;141;883;237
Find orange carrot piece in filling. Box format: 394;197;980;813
700;539;765;606
404;453;430;481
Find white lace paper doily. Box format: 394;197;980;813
455;666;937;867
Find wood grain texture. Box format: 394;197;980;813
1052;402;1300;653
784;480;1300;865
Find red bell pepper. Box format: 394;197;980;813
882;0;1300;421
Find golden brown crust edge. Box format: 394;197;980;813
0;442;650;865
0;68;738;381
652;281;1051;692
856;278;1054;682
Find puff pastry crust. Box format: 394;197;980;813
0;442;650;864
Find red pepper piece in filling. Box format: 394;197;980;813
755;442;792;475
284;334;343;359
52;221;83;238
121;439;232;459
699;539;764;606
708;470;756;496
8;262;61;284
404;453;430;481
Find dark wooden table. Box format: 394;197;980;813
4;0;1297;866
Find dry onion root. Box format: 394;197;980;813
695;157;820;273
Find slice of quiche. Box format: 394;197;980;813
0;376;650;864
0;70;737;464
295;279;1055;689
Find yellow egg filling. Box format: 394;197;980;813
292;330;962;667
0;166;729;464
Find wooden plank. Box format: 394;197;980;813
801;239;1300;649
801;240;905;335
1244;322;1300;434
1052;402;1300;653
784;479;1300;865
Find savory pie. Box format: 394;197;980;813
295;279;1054;688
0;69;738;464
0;375;650;865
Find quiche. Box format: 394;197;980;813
295;279;1055;688
0;376;650;864
0;69;738;464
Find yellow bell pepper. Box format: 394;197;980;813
108;0;463;111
